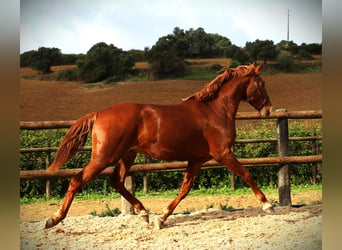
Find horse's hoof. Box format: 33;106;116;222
154;217;165;229
138;211;149;224
262;203;275;213
44;217;55;229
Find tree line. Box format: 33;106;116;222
20;26;322;82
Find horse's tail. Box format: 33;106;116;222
46;112;98;173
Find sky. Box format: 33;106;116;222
20;0;322;54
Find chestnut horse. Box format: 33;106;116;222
44;63;274;229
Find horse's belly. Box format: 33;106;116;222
134;140;210;162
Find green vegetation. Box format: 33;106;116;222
76;42;134;83
276;50;296;72
90;204;121;217
79;82;119;89
20;184;321;206
25;47;62;74
55;68;79;81
126;76;153;81
245;39;277;63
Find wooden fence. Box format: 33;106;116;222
20;110;322;211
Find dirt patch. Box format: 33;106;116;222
20;189;321;249
20;205;321;249
20;189;321;223
20;71;321;121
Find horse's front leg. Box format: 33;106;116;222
214;149;274;212
44;161;107;229
156;160;203;229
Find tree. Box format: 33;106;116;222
276;50;295;71
60;54;83;65
257;40;277;63
146;35;186;79
147;27;235;79
297;49;314;60
20;50;36;67
299;43;322;55
245;39;276;63
77;42;134;83
185;27;213;58
172;27;190;58
209;33;232;58
276;40;299;55
231;47;249;66
128;49;146;62
245;40;260;61
30;47;62;73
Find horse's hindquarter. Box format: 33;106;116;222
135;102;211;161
91;103;143;163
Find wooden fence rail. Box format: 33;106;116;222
20;110;322;211
20;155;322;180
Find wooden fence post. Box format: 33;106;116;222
143;155;149;193
230;146;236;190
276;109;292;206
45;142;51;200
230;173;236;190
143;174;149;193
121;174;135;215
311;132;317;185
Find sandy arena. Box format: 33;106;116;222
20;191;322;249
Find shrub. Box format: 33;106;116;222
229;60;240;68
149;51;186;79
276;50;295;72
20;129;92;198
56;69;79;81
208;63;224;72
90;204;121;217
30;47;62;74
297;50;314;60
231;48;249;66
77;42;135;83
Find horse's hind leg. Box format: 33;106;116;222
44;160;107;229
156;161;203;229
109;151;149;222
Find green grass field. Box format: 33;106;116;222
20;184;322;205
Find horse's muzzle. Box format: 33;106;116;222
260;106;272;117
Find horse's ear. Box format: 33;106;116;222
255;62;264;74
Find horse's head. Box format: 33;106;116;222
245;63;272;117
182;62;272;117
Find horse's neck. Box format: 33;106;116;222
214;78;246;118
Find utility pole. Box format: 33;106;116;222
287;9;290;46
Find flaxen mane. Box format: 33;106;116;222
182;64;256;102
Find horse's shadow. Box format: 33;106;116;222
159;208;254;229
